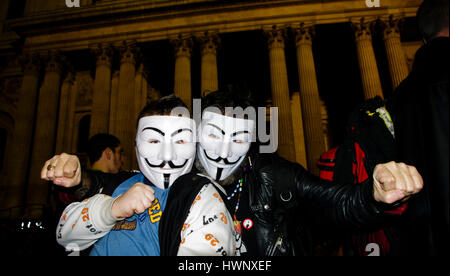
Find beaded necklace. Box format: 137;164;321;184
227;158;253;222
227;178;243;201
226;177;243;217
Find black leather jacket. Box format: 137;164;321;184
78;152;389;256
243;152;389;256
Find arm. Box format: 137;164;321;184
295;167;385;228
56;182;156;251
177;184;236;256
41;153;135;202
309;163;421;228
257;154;422;229
56;194;120;251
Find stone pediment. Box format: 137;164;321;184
8;0;421;53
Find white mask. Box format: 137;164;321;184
198;111;255;181
135;116;196;189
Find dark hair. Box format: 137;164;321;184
417;0;449;41
137;94;189;121
87;133;121;164
201;85;256;114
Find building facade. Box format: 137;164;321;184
0;0;423;222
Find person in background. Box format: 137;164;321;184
50;133;124;206
387;0;449;256
87;133;124;174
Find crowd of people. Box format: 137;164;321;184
40;0;448;256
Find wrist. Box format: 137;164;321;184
96;195;123;229
110;195;124;220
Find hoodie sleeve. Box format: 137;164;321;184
56;194;122;251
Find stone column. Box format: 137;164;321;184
26;51;64;218
320;100;332;151
132;64;147;170
290;92;308;169
264;26;296;162
0;53;40;215
55;71;75;154
294;23;326;175
352;17;384;99
109;70;120;134
172;36;193;110
65;74;78;154
114;40;138;171
89;43;113;137
135;64;146;123
381;15;409;90
139;73;150;111
198;32;220;97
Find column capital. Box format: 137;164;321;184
44;51;64;75
63;70;75;84
197;31;220;56
118;40;139;66
350;16;377;41
19;52;40;77
171;35;194;58
380;14;405;40
91;43;114;68
294;23;316;46
264;25;287;49
113;70;120;78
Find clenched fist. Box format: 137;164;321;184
112;183;155;219
373;161;423;204
41;153;81;188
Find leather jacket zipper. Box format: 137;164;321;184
268;235;284;256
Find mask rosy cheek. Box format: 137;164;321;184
200;139;221;153
137;143;161;159
174;143;196;159
230;142;251;156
